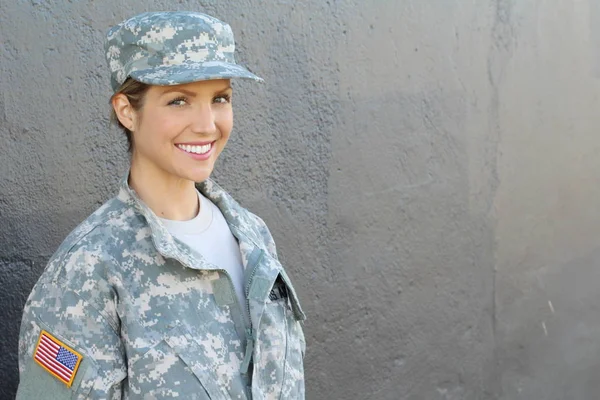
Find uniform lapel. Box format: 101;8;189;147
117;172;217;271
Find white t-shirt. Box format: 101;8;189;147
159;190;248;322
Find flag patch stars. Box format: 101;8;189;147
33;330;83;387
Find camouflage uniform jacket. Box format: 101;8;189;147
17;174;306;400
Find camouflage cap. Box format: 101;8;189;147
105;11;263;91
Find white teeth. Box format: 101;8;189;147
178;143;212;155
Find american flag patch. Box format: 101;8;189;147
33;330;83;387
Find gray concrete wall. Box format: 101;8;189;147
1;1;600;399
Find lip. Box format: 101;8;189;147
176;141;216;161
176;140;216;146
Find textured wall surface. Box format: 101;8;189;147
2;1;600;399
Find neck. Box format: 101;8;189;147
128;155;199;221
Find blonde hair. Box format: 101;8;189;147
110;78;151;152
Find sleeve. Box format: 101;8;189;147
16;279;126;399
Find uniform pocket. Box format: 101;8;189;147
278;269;306;322
128;325;230;400
253;297;289;398
281;314;306;399
252;274;307;399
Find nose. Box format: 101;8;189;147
190;104;217;134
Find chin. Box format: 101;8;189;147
186;170;213;183
171;162;215;183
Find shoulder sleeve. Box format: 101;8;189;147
17;279;126;399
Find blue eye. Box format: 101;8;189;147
168;97;187;106
214;94;231;104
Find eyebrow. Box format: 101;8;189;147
161;86;233;97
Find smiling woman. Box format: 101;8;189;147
16;11;306;400
114;79;235;221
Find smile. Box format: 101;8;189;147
176;143;213;155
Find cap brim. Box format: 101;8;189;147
129;61;264;86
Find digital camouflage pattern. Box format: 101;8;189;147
105;12;263;91
17;173;306;399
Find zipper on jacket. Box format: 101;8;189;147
156;234;265;376
240;249;264;375
218;269;250;327
244;249;265;321
240;328;254;374
169;256;255;376
156;248;252;350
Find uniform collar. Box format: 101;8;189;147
196;179;265;247
116;170;266;268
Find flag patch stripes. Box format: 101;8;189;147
33;330;83;387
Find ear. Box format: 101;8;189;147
111;94;137;131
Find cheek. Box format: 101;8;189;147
217;110;234;140
215;117;232;156
138;113;181;143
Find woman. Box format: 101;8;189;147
16;11;306;400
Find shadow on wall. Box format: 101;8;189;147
0;258;47;399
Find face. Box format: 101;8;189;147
120;79;233;183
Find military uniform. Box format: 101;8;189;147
18;11;305;399
17;174;306;399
